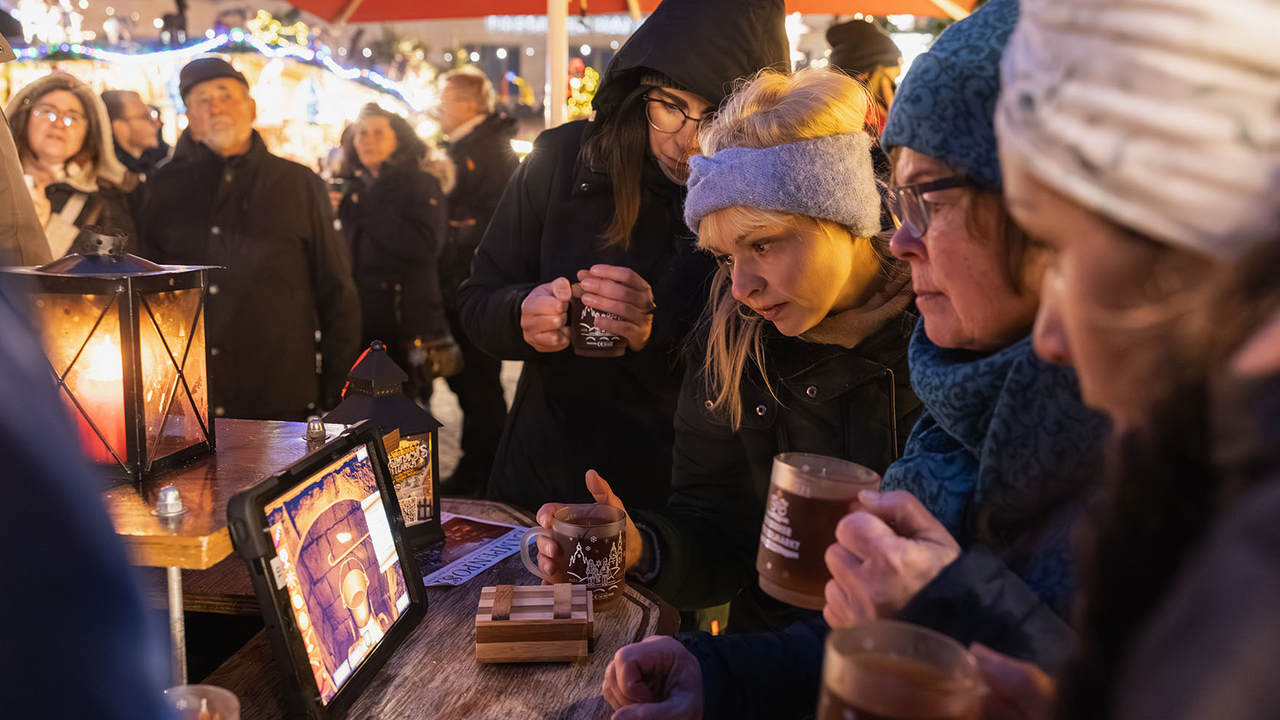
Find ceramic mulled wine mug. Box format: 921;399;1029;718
756;452;882;610
568;282;626;357
817;620;984;720
521;504;628;609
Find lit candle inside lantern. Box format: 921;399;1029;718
73;332;126;464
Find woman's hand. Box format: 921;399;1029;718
578;265;656;351
521;277;572;352
535;470;643;581
602;636;704;720
971;644;1055;720
823;490;961;627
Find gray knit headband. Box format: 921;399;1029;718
683;132;881;238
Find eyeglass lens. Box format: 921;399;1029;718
32;108;82;128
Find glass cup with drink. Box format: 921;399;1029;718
568;282;626;357
756;452;882;609
521;504;628;609
163;684;240;720
818;620;984;720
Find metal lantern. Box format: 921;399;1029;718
0;228;216;482
324;340;444;546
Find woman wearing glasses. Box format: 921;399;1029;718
458;0;789;514
5;73;138;258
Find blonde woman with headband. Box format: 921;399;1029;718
974;0;1280;718
533;67;922;636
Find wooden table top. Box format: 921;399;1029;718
103;418;345;570
204;498;680;720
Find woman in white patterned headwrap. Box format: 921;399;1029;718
974;1;1280;719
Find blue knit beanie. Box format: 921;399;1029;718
880;0;1019;190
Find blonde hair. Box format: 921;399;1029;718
695;68;902;429
440;66;496;114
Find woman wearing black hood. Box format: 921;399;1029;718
458;0;789;513
337;104;462;397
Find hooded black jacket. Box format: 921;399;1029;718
457;0;788;513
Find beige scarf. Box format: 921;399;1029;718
800;276;914;349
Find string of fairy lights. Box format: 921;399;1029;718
10;14;432;112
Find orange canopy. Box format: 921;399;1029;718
296;0;975;25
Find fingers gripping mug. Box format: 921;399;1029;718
521;504;628;609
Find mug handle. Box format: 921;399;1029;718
520;526;556;582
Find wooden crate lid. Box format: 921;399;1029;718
476;584;593;623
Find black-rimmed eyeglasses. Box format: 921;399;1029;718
643;95;709;134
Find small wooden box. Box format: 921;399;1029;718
475;584;594;663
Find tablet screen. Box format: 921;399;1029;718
264;442;412;705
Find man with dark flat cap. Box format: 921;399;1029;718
136;57;360;421
826;18;903;131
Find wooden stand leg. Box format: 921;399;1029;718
168;566;186;685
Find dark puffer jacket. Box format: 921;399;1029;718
457;0;789;513
633;313;920;633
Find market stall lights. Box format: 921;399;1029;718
152;18;163;29
104;5;112;14
361;47;371;57
443;52;452;61
610;41;619;50
206;29;215;39
496;48;507;59
525;47;534;56
470;51;479;62
14;29;429;112
77;0;86;8
580;44;591;56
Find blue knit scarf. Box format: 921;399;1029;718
883;320;1109;613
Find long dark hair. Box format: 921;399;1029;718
580;83;654;249
1058;239;1280;719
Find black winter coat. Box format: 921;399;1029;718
137;132;361;421
457;0;788;514
633;313;921;632
339;165;450;343
441;113;519;309
458;120;713;512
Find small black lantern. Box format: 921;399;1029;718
0;228;216;482
323;341;444;546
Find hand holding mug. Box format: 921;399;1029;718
521;277;572;352
823;490;960;627
602;636;703;720
577;265;656;351
971;644;1055;720
533;470;643;579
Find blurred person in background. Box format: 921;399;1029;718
332;103;462;398
435;66;520;497
826;18;903;133
6;72;138;257
101;90;162;178
137;57;360;421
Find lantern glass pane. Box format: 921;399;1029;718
140;288;207;465
30;292;114;378
47;294;126;465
